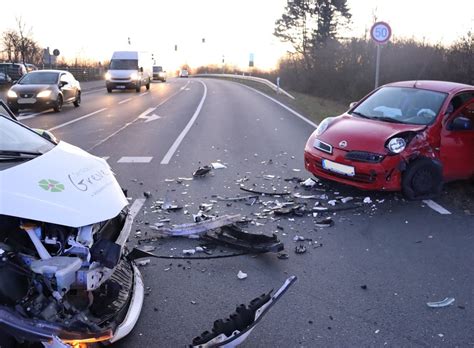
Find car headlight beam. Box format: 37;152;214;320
105;72;111;80
37;90;52;98
7;90;17;98
387;137;406;154
130;73;138;80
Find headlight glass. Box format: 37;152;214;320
315;117;334;136
105;72;111;80
130;73;138;80
37;90;52;98
7;90;17;98
387;137;406;154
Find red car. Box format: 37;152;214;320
304;80;474;199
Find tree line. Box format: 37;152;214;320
1;18;43;65
273;0;473;102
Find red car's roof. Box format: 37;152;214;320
384;80;473;94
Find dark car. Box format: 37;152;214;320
0;63;27;82
7;70;81;113
304;80;474;199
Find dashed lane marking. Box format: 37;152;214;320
139;92;149;97
48;108;107;132
118;98;133;104
423;200;452;215
117;156;153;163
17;110;48;120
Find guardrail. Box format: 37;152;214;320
193;73;295;100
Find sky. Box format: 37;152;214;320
0;0;472;71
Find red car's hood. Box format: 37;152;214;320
318;115;426;153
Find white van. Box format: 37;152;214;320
105;51;152;93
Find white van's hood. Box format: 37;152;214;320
109;69;136;79
0;141;128;228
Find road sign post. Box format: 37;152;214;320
370;21;392;88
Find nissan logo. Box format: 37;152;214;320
339;140;348;148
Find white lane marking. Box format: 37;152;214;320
180;80;191;91
118;98;133;105
139;92;149;97
423;200;452;215
102;156;110;161
240;84;318;128
88;108;155;151
82;89;102;95
137;107;157;120
142;114;161;123
88;85;188;151
47;108;107;132
161;80;207;164
118;156;153;163
17;110;48;120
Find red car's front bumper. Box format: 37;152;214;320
304;143;404;191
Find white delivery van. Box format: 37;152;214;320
105;51;152;93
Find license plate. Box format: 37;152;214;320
18;98;36;104
116;85;125;89
322;159;355;176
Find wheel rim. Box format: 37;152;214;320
57;96;63;109
411;168;434;193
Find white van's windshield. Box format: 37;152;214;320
109;59;138;70
0;115;54;156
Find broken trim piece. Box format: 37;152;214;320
152;214;242;236
240;187;291;196
203;225;284;254
191;276;297;347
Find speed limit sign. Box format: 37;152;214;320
371;22;392;44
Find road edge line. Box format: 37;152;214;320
239;84;318;128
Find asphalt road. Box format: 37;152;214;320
7;78;474;347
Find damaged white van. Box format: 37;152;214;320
0;100;144;346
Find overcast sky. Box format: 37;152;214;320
0;0;472;70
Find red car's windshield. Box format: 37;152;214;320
352;86;447;125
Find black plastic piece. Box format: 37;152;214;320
90;239;121;269
192;292;271;346
203;225;284;253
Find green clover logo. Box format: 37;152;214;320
39;179;65;193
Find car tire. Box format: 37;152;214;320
146;79;150;90
402;158;443;200
73;91;81;107
107;87;112;93
135;83;141;92
53;95;63;112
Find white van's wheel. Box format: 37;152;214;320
135;83;141;92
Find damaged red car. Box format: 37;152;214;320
304;80;474;199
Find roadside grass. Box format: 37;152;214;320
198;76;348;125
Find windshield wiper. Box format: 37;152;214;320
351;111;371;119
0;150;42;158
371;116;406;124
